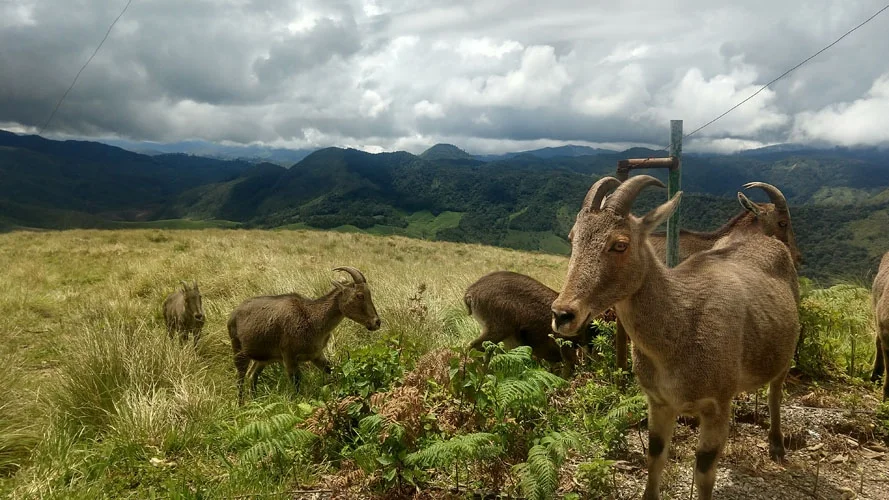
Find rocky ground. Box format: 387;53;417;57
600;378;888;500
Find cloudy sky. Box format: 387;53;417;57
1;0;888;154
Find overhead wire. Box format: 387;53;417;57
38;0;134;136
633;2;889;162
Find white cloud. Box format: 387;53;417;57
601;43;651;64
686;137;776;154
456;37;523;59
414;100;445;119
442;45;571;109
359;89;391;118
0;1;36;28
2;0;889;153
649;63;789;137
574;64;651;117
791;73;889;146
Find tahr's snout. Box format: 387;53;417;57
368;317;382;331
194;312;205;322
551;298;586;335
552;309;575;329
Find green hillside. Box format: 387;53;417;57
3;130;889;282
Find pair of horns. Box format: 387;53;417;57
582;176;789;216
332;266;366;284
742;182;788;212
582;175;666;216
180;280;198;289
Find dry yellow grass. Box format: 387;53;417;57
0;228;570;496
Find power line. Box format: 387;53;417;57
628;2;889;161
682;2;889;142
38;0;134;136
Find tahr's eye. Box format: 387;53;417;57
611;241;628;253
778;220;788;228
356;293;365;299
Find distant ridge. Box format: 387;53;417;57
476;144;617;161
420;143;475;161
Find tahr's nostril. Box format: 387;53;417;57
552;309;575;326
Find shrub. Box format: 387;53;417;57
797;283;874;379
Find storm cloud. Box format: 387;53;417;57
1;0;888;153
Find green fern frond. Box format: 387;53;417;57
406;432;501;468
358;413;384;436
242;440;278;464
605;394;646;423
488;346;534;377
495;369;566;412
513;430;580;500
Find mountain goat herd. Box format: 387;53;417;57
161;175;888;500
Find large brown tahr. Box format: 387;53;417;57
870;252;889;401
551;175;800;500
227;267;381;404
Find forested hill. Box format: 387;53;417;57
2;130;889;282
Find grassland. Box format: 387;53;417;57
0;229;886;499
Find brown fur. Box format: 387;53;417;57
617;183;801;373
464;271;608;376
162;280;205;346
870;252;889;400
228;267;381;404
649;203;800;267
551;175;800;500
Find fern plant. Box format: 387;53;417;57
407;432;502;492
230;401;318;478
570;380;646;454
512;430;581;500
451;343;567;423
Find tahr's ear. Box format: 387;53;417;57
737;192;761;217
331;280;346;290
641;192;682;234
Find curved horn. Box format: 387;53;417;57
581;177;622;211
743;182;788;212
332;266;366;284
180;280;189;290
603;175;666;216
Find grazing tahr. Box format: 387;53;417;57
464;271;609;376
610;181;802;372
551;175;800;500
870;251;889;400
162;280;205;346
227;267;381;404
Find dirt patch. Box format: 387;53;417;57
608;380;888;500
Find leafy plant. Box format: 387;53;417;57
451;343;566;424
512;430;581;500
797;283;874;379
336;334;408;398
576;457;616;497
406;433;502;492
231;401;318;478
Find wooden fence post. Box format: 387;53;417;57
667;120;683;268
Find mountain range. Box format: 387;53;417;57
2;129;889;282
